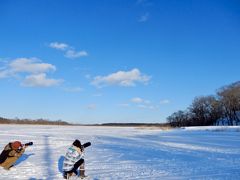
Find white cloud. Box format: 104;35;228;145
0;70;9;78
49;42;69;50
139;12;149;22
65;50;88;59
49;42;88;59
0;59;9;78
0;57;62;87
0;58;56;77
22;73;63;87
160;99;170;104
9;58;56;74
91;68;150;87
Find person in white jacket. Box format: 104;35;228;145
63;139;85;179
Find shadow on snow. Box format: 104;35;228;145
15;153;35;166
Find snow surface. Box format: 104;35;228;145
0;125;240;180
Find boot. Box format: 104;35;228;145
66;172;74;179
80;163;87;178
63;172;68;179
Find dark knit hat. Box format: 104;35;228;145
11;141;22;150
73;139;81;148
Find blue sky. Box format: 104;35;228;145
0;0;240;123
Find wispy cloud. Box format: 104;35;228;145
0;70;9;78
136;0;146;4
63;87;83;92
85;74;91;79
139;12;149;22
129;98;170;110
49;42;88;59
93;93;103;97
130;98;170;110
49;42;69;51
130;97;158;110
118;103;130;107
87;104;96;110
137;104;157;110
91;68;151;88
136;0;152;22
160;99;171;104
0;58;8;65
136;0;153;6
131;97;144;103
131;97;150;104
65;50;88;59
0;57;62;87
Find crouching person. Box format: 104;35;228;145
0;141;26;170
63;139;88;179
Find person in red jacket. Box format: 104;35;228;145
0;141;28;170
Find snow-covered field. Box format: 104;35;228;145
0;125;240;180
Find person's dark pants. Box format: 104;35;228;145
66;159;84;175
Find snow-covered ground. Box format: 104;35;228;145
0;125;240;180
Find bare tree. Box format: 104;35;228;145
189;95;222;126
167;110;190;127
217;81;240;125
167;81;240;127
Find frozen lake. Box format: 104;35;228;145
0;125;240;180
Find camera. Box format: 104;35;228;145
24;142;33;146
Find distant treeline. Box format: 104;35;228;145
0;117;70;125
167;81;240;127
0;117;170;127
92;123;169;127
